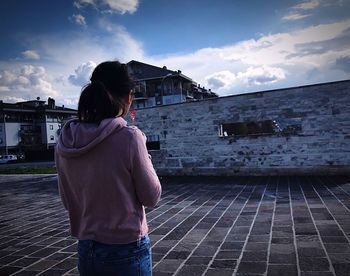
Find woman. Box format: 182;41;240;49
55;61;161;275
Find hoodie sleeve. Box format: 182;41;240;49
55;148;69;211
130;128;161;208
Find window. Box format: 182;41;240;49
218;119;300;137
136;102;145;109
146;83;155;97
50;135;54;141
146;135;160;150
49;125;53;130
134;82;146;97
20;125;33;131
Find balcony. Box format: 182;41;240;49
19;131;42;147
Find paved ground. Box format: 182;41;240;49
0;175;350;276
0;161;55;169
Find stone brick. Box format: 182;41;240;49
176;265;207;276
299;257;330;271
153;259;184;273
237;261;267;273
26;259;58;271
267;264;298;276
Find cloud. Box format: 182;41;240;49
292;0;320;10
334;56;350;72
74;0;139;14
37;21;144;67
283;0;321;21
68;61;96;86
1;18;350;107
282;0;348;21
104;0;138;14
206;77;225;90
1;96;26;103
219;20;350;67
148;19;350;95
3;22;145;107
0;86;10;92
101;22;145;62
70;14;87;27
206;71;236;90
282;13;310;21
205;66;285;94
22;50;40;60
237;66;286;85
287;26;350;58
74;0;94;9
0;65;58;101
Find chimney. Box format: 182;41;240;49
178;70;182;74
48;97;55;109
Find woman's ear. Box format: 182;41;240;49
124;90;133;105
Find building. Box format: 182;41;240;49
0;98;77;159
125;79;350;176
127;60;218;109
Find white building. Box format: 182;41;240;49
0;98;76;158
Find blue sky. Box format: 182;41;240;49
1;0;350;107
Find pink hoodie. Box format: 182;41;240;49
55;117;161;244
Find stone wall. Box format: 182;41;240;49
127;80;350;175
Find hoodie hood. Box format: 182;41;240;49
56;117;127;158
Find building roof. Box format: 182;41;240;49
0;99;77;113
127;60;193;82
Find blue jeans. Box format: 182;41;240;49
77;235;152;276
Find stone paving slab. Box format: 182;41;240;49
0;175;350;275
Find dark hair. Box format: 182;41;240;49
78;61;134;124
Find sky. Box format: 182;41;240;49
0;0;350;108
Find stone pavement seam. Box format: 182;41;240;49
289;176;302;276
232;177;268;275
319;176;350;240
152;181;247;273
187;177;255;275
1;176;350;276
147;183;193;219
150;184;217;248
325;176;350;197
298;176;336;276
148;184;212;236
319;176;350;213
310;176;350;276
204;176;267;276
265;176;279;275
310;176;350;244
